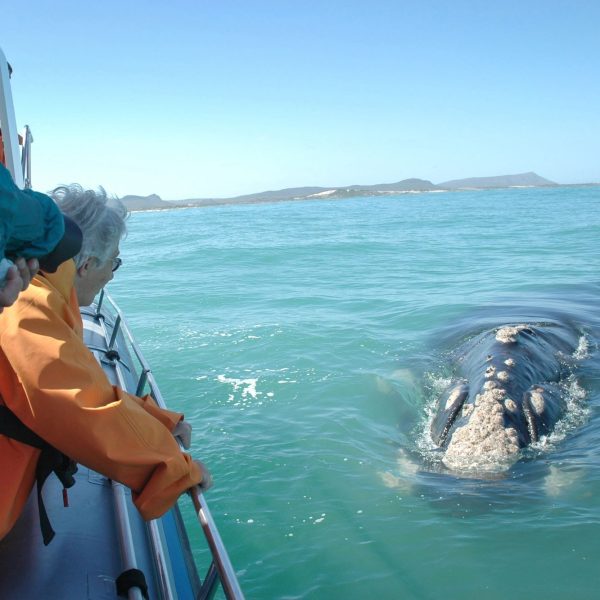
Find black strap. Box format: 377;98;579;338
0;405;77;545
116;568;149;599
0;405;46;449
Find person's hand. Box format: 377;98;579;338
14;257;39;291
0;258;39;313
24;257;39;288
0;264;23;311
173;420;192;449
194;460;213;492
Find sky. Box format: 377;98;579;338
1;1;599;199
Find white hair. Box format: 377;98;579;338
51;184;127;268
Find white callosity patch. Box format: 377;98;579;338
495;325;528;344
497;370;510;382
444;387;464;410
461;403;474;418
442;388;520;472
529;388;546;415
504;357;516;367
485;366;496;378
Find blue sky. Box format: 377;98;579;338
2;1;599;199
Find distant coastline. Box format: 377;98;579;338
121;172;598;212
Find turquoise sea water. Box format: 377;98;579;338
109;186;600;600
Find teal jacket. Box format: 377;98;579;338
0;163;64;263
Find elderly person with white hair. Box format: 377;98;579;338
0;184;210;545
51;184;126;306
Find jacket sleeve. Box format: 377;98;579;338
132;394;183;431
0;164;65;261
0;287;202;520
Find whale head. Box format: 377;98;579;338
429;324;570;473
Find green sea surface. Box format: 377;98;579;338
109;186;600;600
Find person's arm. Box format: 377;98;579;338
130;393;192;448
131;393;182;430
0;257;39;312
0;287;202;519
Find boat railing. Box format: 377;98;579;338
95;289;245;600
0;48;29;189
20;124;33;189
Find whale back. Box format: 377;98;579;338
429;322;580;471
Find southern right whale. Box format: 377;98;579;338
429;322;582;473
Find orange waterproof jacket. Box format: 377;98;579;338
0;260;201;540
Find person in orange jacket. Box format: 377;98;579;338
0;184;210;543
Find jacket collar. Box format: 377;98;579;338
38;259;77;303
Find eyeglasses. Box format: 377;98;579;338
111;257;123;272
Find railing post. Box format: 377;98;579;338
21;125;33;189
135;369;149;397
96;289;105;316
107;314;122;352
0;48;25;188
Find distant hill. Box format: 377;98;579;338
120;193;172;211
156;187;334;210
439;172;557;189
345;178;438;192
228;186;328;203
123;172;566;211
176;179;438;207
317;178;438;197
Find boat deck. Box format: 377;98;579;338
0;464;201;599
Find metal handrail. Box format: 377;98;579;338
95;290;245;600
191;489;245;600
0;47;26;189
112;481;146;600
20;125;33;189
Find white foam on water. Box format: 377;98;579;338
542;464;584;497
415;374;454;457
376;368;418;395
378;449;419;493
573;334;590;360
216;375;259;404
